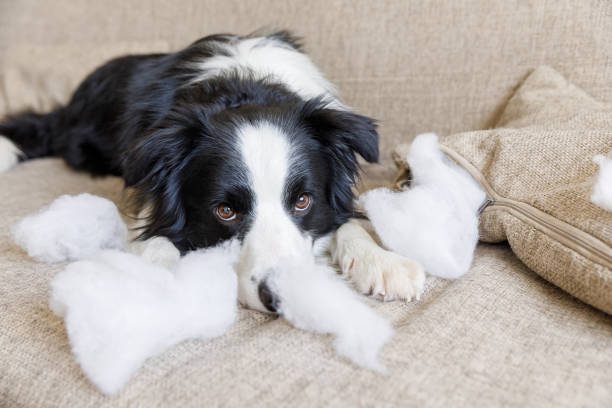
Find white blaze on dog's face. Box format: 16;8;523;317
235;122;314;312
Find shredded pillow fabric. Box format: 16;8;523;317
12;193;127;263
360;133;485;279
392;66;612;314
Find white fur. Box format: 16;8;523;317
591;154;612;211
235;122;312;312
12;193;127;263
0;135;22;172
191;36;346;109
312;233;332;258
50;242;239;395
268;255;393;371
332;220;425;301
360;133;486;279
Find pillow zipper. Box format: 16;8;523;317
439;145;612;270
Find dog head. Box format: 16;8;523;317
124;79;378;312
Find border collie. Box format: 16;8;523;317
0;31;424;312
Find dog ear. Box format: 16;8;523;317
303;104;379;164
301;102;379;223
122;113;203;242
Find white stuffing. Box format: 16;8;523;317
12;193;127;263
50;242;240;395
15;192;396;394
591;154;612;211
269;256;393;371
360;133;486;279
128;236;182;270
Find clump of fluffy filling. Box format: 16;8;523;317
14;193;395;394
50;242;240;395
12;193;127;263
268;256;393;371
360;133;486;279
591;154;612;211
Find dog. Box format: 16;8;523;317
0;31;424;312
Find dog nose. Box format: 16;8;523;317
257;279;279;313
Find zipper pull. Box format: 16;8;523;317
478;198;495;215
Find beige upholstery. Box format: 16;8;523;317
2;0;612;161
393;66;612;314
1;1;611;406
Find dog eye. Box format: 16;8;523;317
295;193;312;212
215;204;236;221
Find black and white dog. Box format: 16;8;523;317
0;31;424;312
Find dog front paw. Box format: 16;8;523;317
340;245;425;302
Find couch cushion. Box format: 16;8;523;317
1;159;612;406
394;66;612;314
2;1;612;404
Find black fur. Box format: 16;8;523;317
0;32;378;252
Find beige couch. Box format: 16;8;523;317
1;1;611;406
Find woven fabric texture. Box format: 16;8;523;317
1;0;612;164
1;1;612;406
395;66;612;314
2;159;612;407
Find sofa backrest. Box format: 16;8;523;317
1;0;610;162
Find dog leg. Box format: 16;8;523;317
331;219;425;301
